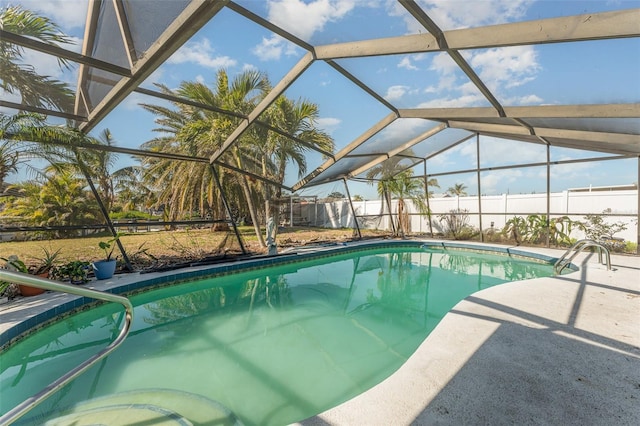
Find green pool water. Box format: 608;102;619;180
1;247;556;425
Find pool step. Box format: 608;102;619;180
44;388;242;426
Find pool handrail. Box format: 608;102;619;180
0;269;134;425
554;239;611;274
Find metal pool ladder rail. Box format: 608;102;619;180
0;269;134;425
554;239;611;274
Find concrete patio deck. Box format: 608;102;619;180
298;247;640;425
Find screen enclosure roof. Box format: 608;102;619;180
1;0;639;191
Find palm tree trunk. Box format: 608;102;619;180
398;198;407;237
234;149;265;247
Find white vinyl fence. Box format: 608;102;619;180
295;190;638;243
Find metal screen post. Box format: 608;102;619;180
78;157;133;272
476;134;483;242
383;182;397;236
210;164;247;255
546;145;551;248
343;177;361;239
423;160;433;237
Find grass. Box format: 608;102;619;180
0;226;388;271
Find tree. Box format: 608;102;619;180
4;118;124;214
140;70;271;245
327;191;344;199
365;155;436;236
141;70;334;248
112;164;156;213
447;183;467;196
385;170;429;236
2;169;100;237
0;113;48;190
262;95;334;231
0;5;74;111
0;115;25;190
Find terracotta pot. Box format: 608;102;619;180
18;272;49;297
19;284;46;297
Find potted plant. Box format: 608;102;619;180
1;255;45;297
93;235;120;280
54;260;90;285
31;247;62;278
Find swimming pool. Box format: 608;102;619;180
1;243;560;425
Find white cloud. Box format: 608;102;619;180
550;161;593;179
141;68;164;87
423;46;541;107
267;0;356;41
242;63;258;72
470;46;541;93
479;136;546;166
121;92;148;111
416;94;484;108
19;0;87;30
168;38;237;69
385;85;409;101
253;35;281;61
317;117;341;134
416;0;533;30
505;94;543;105
430;52;457;74
20;48;79;90
398;57;418;71
480;169;524;193
251;34;300;61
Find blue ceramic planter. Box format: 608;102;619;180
93;259;116;280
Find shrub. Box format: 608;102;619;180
110;210;152;220
439;209;477;240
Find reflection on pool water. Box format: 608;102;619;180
1;246;556;425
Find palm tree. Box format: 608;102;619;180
6;119;122;213
0;5;74;111
0;117;22;190
366;156;434;236
262;95;334;228
0;113;47;190
447;183;467;196
73;129;119;212
140;70;271;245
2;169;100;237
386;170;429;236
112;164;156;213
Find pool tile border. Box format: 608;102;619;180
0;240;563;349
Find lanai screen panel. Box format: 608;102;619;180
78;0;199;120
301;156;380;188
349;119;437;156
122;0;191;59
1;1;639;194
409;128;474;161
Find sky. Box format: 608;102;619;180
2;0;639;200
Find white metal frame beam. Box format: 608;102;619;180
78;0;229;133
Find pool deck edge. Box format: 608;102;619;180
296;246;640;425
